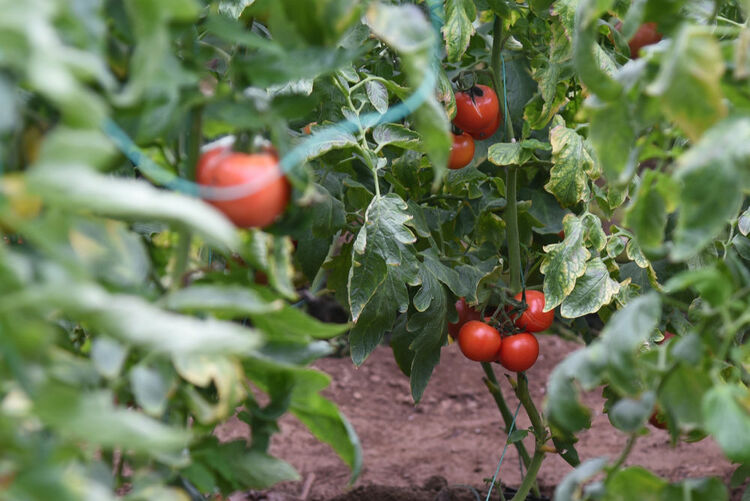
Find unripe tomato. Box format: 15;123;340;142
513;290;554;332
469;111;502;140
448;132;475;170
621;22;662;59
453;85;500;135
448;298;482;339
497;332;539;372
458;321;502;362
197;148;290;228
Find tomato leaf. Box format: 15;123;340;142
540;214;590;311
604;467;668;500
646;26;727;142
348;194;420;365
560;258;620;318
443;0;476;62
544;121;596;207
702;384;750;463
372;123;421;150
623;170;679;257
488;142;522;166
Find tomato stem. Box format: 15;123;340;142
610;434;637;471
509;373;546;501
170;228;192;291
185;104;203;181
481;363;540;497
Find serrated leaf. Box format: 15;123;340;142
545;123;595;207
348;194;420;364
647;26;727;142
541;215;590;310
372;123;421;149
300;125;359;161
488;142;522;166
442;0;476;62
704;384;750;461
365;80;388;114
560;258;620;318
671;118;750;261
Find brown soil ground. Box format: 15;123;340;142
216;336;745;501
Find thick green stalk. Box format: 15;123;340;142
491;16;521;293
481;362;532;467
510;374;546;501
185;105;203;182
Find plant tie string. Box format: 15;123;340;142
486;401;523;501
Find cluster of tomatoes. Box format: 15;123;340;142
449;84;503;170
449;291;553;372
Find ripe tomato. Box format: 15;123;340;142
497;332;539;372
657;331;675;345
448;132;475;170
197;148;290;228
649;410;667;430
469;111;502;140
448;298;481;339
513;290;554;332
453;85;500;135
626;22;662;59
458;320;502;362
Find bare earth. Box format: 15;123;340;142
217;336;744;500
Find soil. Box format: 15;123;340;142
216;336;746;501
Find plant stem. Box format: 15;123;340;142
491;16;521;293
510;373;546;501
185;105;203;182
611;434;637;471
482;363;541;498
481;363;532;467
170;228;192;291
506;166;521;293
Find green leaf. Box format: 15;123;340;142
702;384;750;463
174;354;246;423
541;215;590;310
608;392;655;432
404;265;449;402
670;118;750;261
91;337;128;380
301;124;359;161
646;26;727;142
664;478;729;501
738;207;750;236
544;122;596;207
32;283;262;356
624;170;678;256
555;457;608;501
365;80;388;114
546;348;605;434
372;124;421;150
130;364;171;417
663;265;733;308
27;167;239;251
572;0;621;101
442;0;476;62
348;194;420;364
600;293;661;394
603;467;667;501
35;384;190;453
162;285;284;317
588;95;636;184
488;142;522;166
660;364;712;428
560;258;620;318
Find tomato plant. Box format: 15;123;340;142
458;321;502;362
1;0;750;499
497;332;539;373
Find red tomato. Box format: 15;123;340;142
513;290;554;332
197;149;290;228
497;332;539;372
448;298;482;339
453;85;500;135
458;321;502;362
657;331;675;345
649;410;667;430
469;111;502;140
448;132;475;170
627;22;662;59
303;122;317;135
